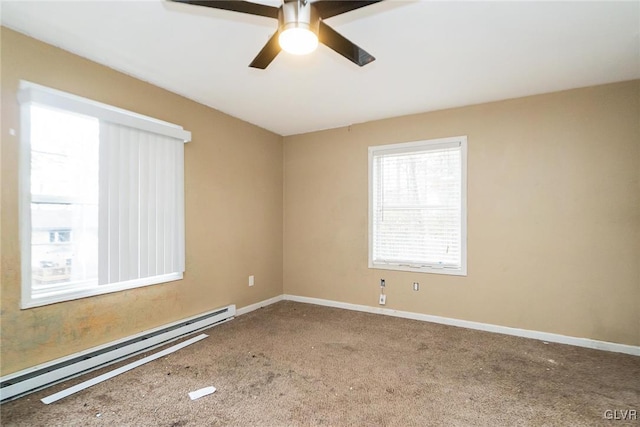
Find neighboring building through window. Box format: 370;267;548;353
19;81;191;308
49;230;72;243
368;136;467;275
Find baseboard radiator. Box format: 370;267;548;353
0;304;236;402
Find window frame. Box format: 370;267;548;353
19;81;191;309
368;136;468;276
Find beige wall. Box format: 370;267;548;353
1;28;283;375
2;27;638;378
284;80;640;346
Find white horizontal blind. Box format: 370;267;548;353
371;139;464;271
99;122;185;286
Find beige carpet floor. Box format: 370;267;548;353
2;301;639;426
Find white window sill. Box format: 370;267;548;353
21;273;183;309
369;262;467;276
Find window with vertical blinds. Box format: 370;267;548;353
368;136;467;275
18;81;190;308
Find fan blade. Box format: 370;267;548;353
249;31;281;69
312;0;383;19
171;0;279;19
318;21;375;67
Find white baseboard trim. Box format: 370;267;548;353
282;294;640;357
236;294;284;316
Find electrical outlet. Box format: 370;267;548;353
249;275;255;287
380;279;385;287
413;282;419;291
379;294;386;305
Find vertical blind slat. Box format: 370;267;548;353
107;126;120;282
98;126;109;285
176;142;186;273
165;140;176;274
147;135;157;277
119;128;130;282
128;133;139;281
99;121;185;287
139;133;149;279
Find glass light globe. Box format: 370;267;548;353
278;27;318;55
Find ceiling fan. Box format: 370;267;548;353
171;0;383;69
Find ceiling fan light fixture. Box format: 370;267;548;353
278;26;318;55
172;0;380;69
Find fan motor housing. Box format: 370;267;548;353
279;0;319;35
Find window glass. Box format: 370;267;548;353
369;137;467;275
30;105;99;291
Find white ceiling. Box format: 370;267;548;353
2;1;639;136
